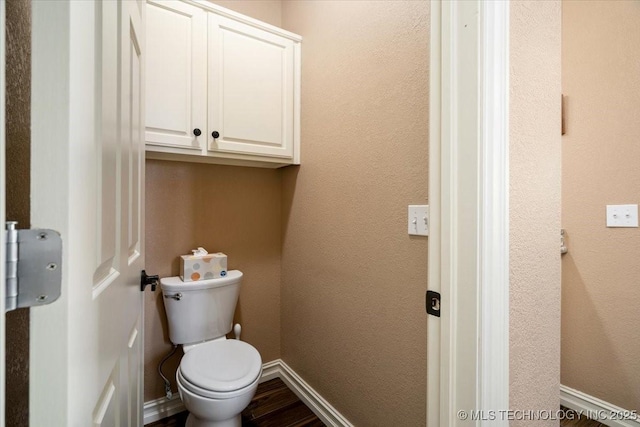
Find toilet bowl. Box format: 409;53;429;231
178;371;260;427
176;339;262;427
160;272;262;427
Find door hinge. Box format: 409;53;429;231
426;290;440;317
5;221;63;312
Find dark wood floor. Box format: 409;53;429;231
147;378;324;427
147;385;605;427
560;407;606;427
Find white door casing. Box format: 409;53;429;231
145;0;207;152
0;1;6;424
30;1;145;425
428;1;510;426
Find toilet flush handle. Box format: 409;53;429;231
163;292;182;301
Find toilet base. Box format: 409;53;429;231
185;413;241;427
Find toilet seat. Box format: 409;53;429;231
179;339;262;398
178;367;261;400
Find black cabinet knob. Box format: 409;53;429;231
193;128;202;136
211;131;220;139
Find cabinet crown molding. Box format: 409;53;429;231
183;0;302;42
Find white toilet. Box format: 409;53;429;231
161;270;262;427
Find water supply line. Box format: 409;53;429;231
158;344;178;400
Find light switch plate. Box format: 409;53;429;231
408;205;429;236
606;204;638;227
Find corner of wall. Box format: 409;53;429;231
509;1;562;424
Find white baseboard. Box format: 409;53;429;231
265;359;354;427
144;359;353;427
561;384;640;427
143;393;186;425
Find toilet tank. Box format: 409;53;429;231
160;270;242;345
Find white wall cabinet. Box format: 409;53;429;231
146;1;207;151
145;0;301;168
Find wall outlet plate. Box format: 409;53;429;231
606;204;638;228
408;205;429;236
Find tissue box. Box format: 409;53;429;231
180;252;228;282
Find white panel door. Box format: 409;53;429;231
30;1;145;425
208;14;295;159
145;0;206;151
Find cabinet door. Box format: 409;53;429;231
146;1;207;151
208;14;295;159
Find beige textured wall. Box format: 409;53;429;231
144;0;283;402
561;0;640;411
209;0;281;26
510;1;562;424
280;1;429;425
144;160;282;401
5;0;32;425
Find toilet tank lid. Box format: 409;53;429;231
160;270;242;292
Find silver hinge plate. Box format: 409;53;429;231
5;222;62;312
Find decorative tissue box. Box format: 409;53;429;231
180;251;227;282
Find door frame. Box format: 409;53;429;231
0;1;6;423
427;1;510;425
